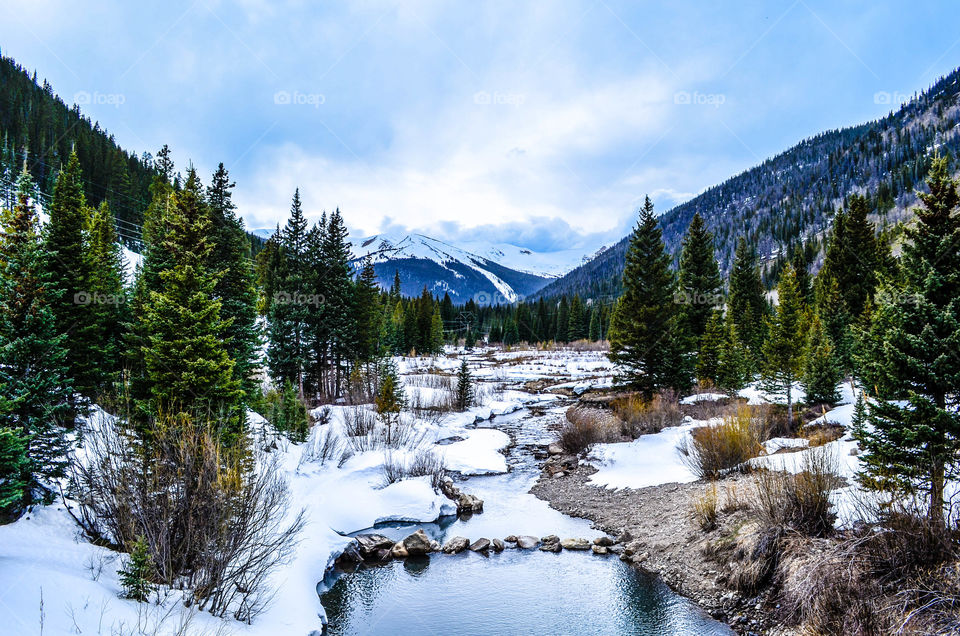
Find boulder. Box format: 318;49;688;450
442;536;470;554
457;493;484;513
504;535;519;543
491;538;505;552
560;538;591;551
547;443;564;456
592;545;609;555
469;538;491;552
391;541;409;559
334;542;363;569
430;540;442;552
539;535;562;553
516;535;540;549
618;529;634;544
593;536;614;547
356;534;395;559
439;477;461;501
608;544;625;555
373;548;392;562
402;529;433;556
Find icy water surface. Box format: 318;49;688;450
319;405;732;635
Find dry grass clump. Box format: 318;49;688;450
380;449;447;490
677;406;766;479
559;406;619;454
691;483;719;531
753;447;842;537
612;389;683;437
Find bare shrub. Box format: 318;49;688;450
559;407;619;454
691;483;719;531
345;408;427;454
752;447;841;537
613;389;683;437
300;425;346;468
721;482;748;513
343;406;377;439
69;412;305;622
380;449;447;490
677;407;765;479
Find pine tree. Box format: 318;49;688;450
588;304;601;341
567;295;587;341
353;258;383;363
716;312;752;392
43;150;95;401
0;426;28;519
503;318;519;346
608;196;689;397
206;163;260;400
814;274;853;377
802;314;841;404
761;265;805;426
677;212;722;347
319;210;355;396
139;169;242;437
455;359;475;411
83;200;126;397
119;536;155;602
375;359;405;414
854;156;960;525
0;168;73;508
821;194;879;319
728;237;767;360
696;311;724;386
429;309;444;354
270;380;309;442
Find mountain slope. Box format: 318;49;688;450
354;233;553;304
536;68;960;300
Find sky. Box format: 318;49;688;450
2;1;960;255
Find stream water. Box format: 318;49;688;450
318;402;733;635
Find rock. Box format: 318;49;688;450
632;551;650;564
491;538;505;552
552;471;566;479
373;548;392;562
469;538;491;552
457;493;484;513
539;535;562;552
608;544;624;555
516;535;540;549
547;442;564;455
334;542;363;568
560;538;591;550
402;529;433;555
391;541;409;559
442;536;470;554
355;534;395;559
439;477;461;501
593;536;614;547
430;540;442;552
504;535;519;543
592;545;609;555
618;530;634;544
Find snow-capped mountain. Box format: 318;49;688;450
354;233;555;304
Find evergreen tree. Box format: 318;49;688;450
43;150;95;400
567;295;587;341
455;359;475;411
696;311;724;386
139;169;242;437
855;156;960;524
608;197;689;397
319;210;355;396
375;359;405;414
728;237;767;360
83;201;126;397
588;304;601;341
503;318;519;346
677;212;722;346
389;270;402;304
761;265;805;426
429;309;444;354
0;168;72;509
555;296;569;343
270;380;309;442
814;274;853;377
119;536;155;602
716;312;752;392
802;314;841;404
206;163;260;399
820;194;879;318
353;258;383;363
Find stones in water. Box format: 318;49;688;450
516;535;540;549
592;545;609;555
442;536;470;554
504;535;519;544
593;536;614;547
403;529;433;556
560;538;591;551
355;534;395;560
540;535;562;553
457;493;484;514
491;538;505;552
469;538;491;552
391;541;409;559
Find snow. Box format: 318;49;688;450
586;418;709;490
681;392;728;404
121;246;142;283
738;380;806;406
439;428;510;475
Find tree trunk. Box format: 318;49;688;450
930;458;946;528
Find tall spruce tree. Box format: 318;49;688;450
696;311;724;386
0;168;73;510
855;156;960;524
608;196;688;397
206;163;260;400
43;150;95;400
567;295;587;341
761;265;805;426
802;314;841;404
139;169;241;438
728;237;767;361
716;312;752;392
83;201;126;396
820;194;879;319
320;210;355;396
677;212;722;347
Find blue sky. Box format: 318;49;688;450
2;1;960;254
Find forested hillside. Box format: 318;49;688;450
536;68;960;300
